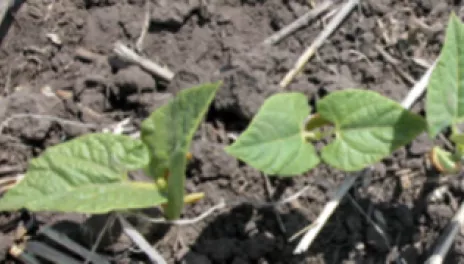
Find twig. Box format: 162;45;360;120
412;57;432;69
262;0;333;46
375;45;416;85
137;199;225;225
0;114;98;133
288;221;318;242
425;201;464;264
113;41;174;82
294;171;362;254
294;53;436;254
39;227;110;264
0;174;24;193
25;241;82;264
102;118;134;135
75;47;106;63
275;185;311;206
117;214;167;264
401;60;437;109
279;0;359;88
0;165;22;175
136;0;151;52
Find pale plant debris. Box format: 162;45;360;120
280;0;360;88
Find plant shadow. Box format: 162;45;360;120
180;203;313;264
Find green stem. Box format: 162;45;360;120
303;129;334;142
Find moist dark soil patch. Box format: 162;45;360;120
1;0;464;263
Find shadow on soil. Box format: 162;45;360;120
8;169;462;264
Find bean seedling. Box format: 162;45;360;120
0;82;221;220
226;13;464;178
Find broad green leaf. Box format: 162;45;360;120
141;82;221;219
318;89;426;171
0;133;166;213
0;182;166;213
450;133;464;145
225;93;320;176
426;13;464;137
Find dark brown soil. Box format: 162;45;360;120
1;0;464;263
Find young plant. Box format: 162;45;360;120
426;13;464;173
227;13;464;178
225;89;426;176
0;82;222;220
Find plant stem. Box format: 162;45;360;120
303;129;333;142
302;131;321;141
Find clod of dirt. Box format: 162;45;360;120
191;141;238;179
0;135;31;172
151;0;200;26
212;54;280;120
2;90;66;142
113;66;157;97
126;92;172;112
79;89;112;113
183;252;212;264
366;0;391;15
426;203;454;229
418;0;433;12
410;133;434;155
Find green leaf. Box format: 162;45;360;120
426;13;464;137
141;82;221;219
225;93;320;176
0;133;167;213
451;133;464;145
318;89;426;171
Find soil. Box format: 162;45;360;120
1;0;464;263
